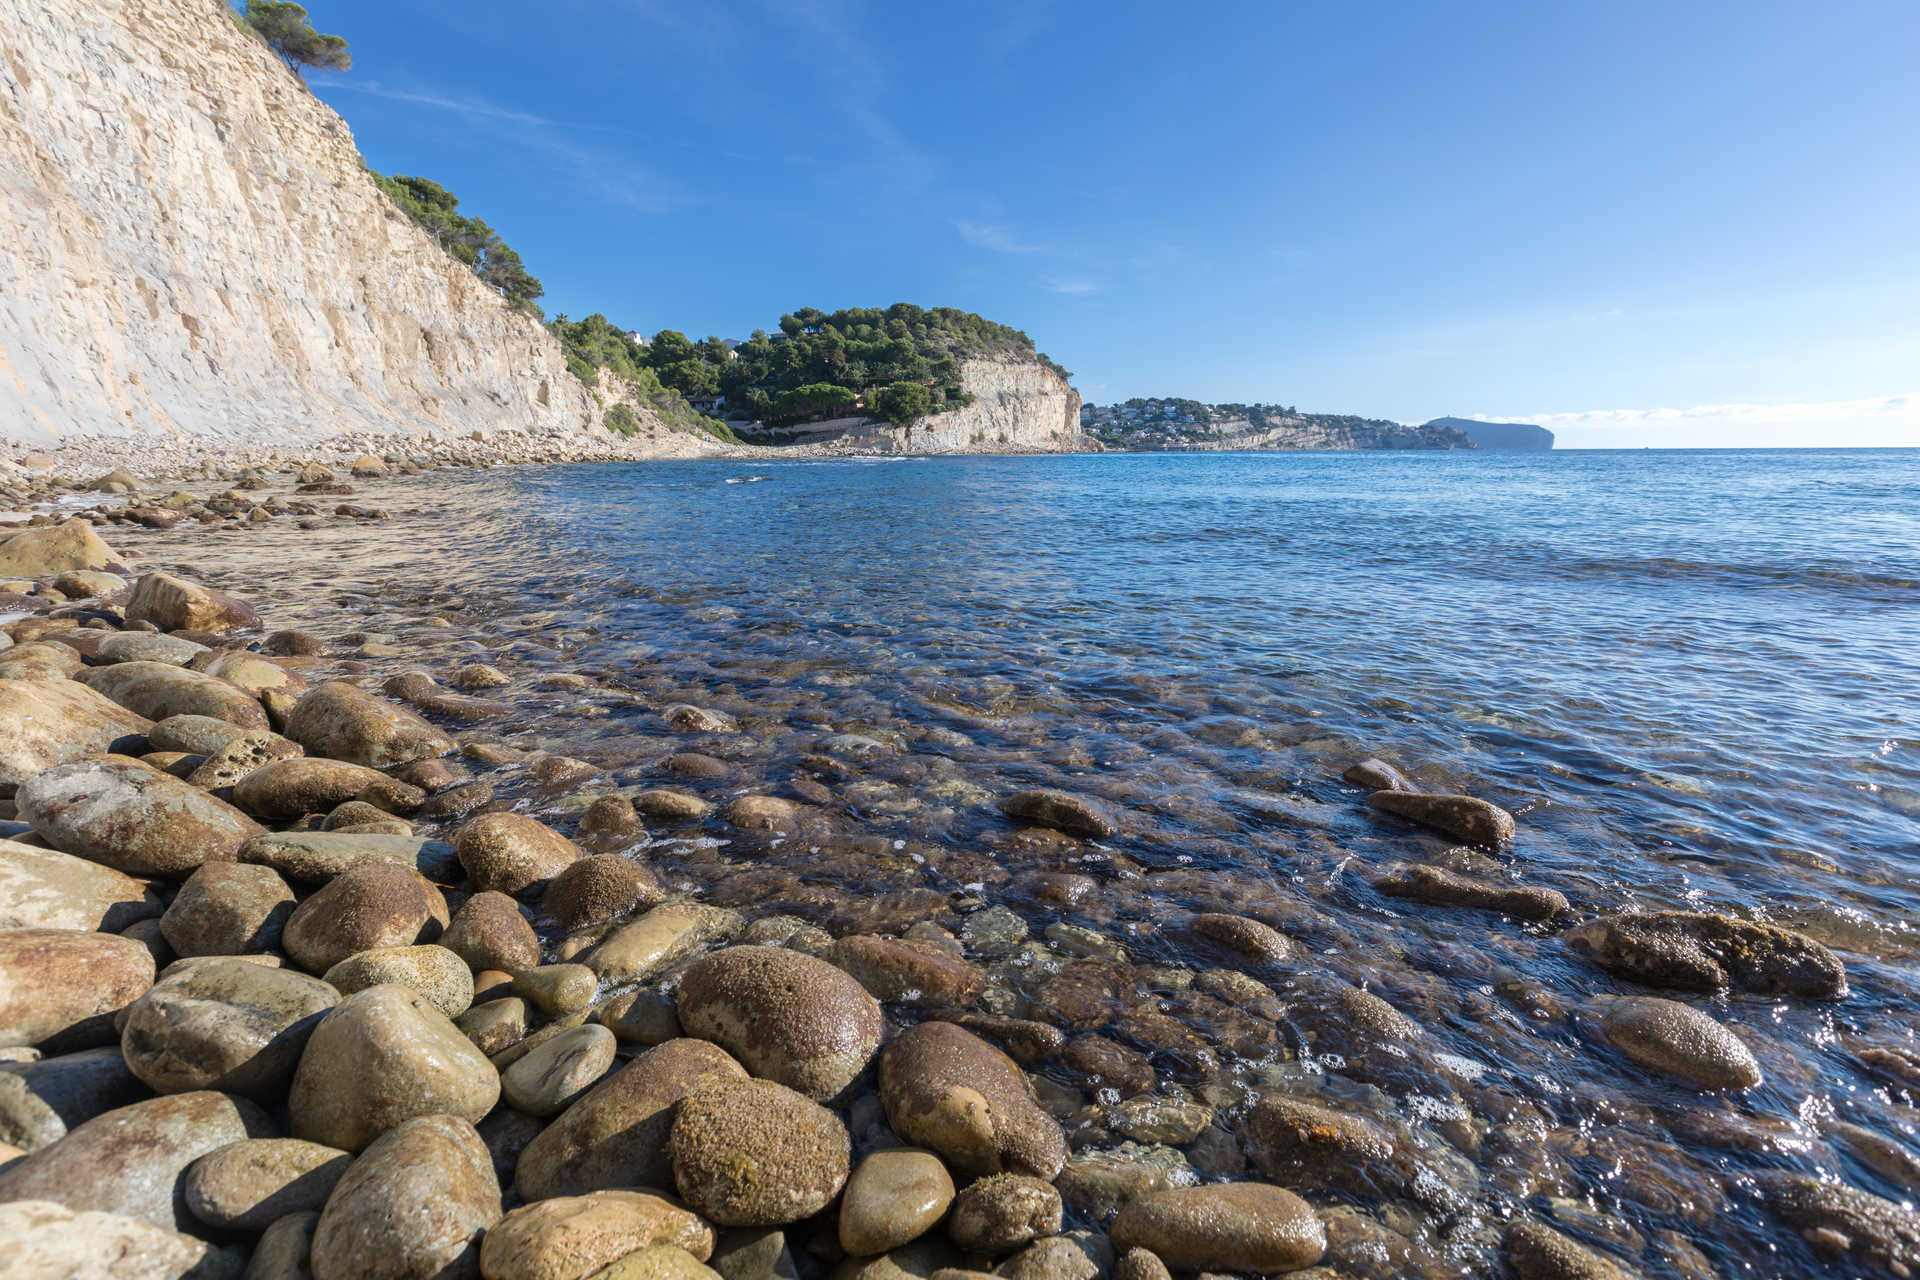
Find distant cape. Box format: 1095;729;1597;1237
1424;417;1554;450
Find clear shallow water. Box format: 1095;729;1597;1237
147;448;1920;1276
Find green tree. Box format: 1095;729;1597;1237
648;330;697;368
872;381;933;428
242;1;351;76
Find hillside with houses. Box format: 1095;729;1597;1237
1082;398;1474;451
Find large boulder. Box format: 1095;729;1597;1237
0;1198;236;1280
288;984;500;1152
0;679;151;789
16;758;264;879
124;572;261;636
0;838;163;931
232;758;390;821
0;520;115;577
285;681;455;769
669;1077;851;1226
877;1022;1065;1179
120;957;339;1098
0;1047;147;1153
516;1038;747;1201
0;1090;272;1231
281;863;448;973
0;929;154;1049
1567;911;1847;998
1109;1185;1325;1274
309;1114;502;1280
479;1191;714;1280
77;662;268;730
676;946;883;1102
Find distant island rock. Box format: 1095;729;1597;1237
1083;399;1473;451
1424;417;1554;450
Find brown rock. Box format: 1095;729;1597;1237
878;1022;1066;1179
457;813;581;896
583;904;743;986
285;681;456;769
289;984;501;1152
480;1191;715;1280
0;1197;234;1278
126;572;261;635
0;520;115;577
670;1077;851;1227
444;891;541;973
1600;996;1763;1091
281;863;448;973
160;862;295;956
16;757;265;878
1373;862;1569;921
0;838;163;932
999;790;1117;839
542;854;663;930
1504;1221;1639;1280
0;678;152;789
1109;1184;1326;1274
1567;911;1847;999
0;929;154;1049
309;1114;501;1280
1190;913;1292;963
233;758;390;821
515;1038;748;1201
120;956;338;1097
947;1174;1060;1255
183;1137;350;1232
840;1148;955;1257
324;944;476;1018
0;1090;272;1231
677;946;883;1102
78;661;269;729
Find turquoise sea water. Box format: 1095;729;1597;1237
153;446;1920;1276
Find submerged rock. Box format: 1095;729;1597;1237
1373;862;1569;921
1341;758;1416;791
1504;1221;1640;1280
878;1021;1066;1179
1600;996;1762;1090
1567;911;1847;998
1756;1171;1920;1276
1366;790;1515;845
1109;1184;1325;1275
1000;789;1118;839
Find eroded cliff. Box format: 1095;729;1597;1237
809;358;1094;455
0;0;667;450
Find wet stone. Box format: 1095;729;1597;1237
839;1148;956;1257
947;1174;1062;1255
1600;996;1762;1091
1373;861;1570;921
670;1077;852;1227
1000;789;1118;839
677;945;883;1102
1109;1184;1326;1276
1366;790;1515;846
878;1021;1066;1179
1567;911;1847;999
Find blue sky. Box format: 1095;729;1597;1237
306;0;1920;447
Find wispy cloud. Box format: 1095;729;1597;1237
1496;392;1920;449
320;80;614;132
954;220;1047;254
1046;279;1097;295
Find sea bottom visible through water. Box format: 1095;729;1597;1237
127;447;1920;1277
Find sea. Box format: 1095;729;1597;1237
144;446;1920;1276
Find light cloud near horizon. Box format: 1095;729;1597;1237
1476;392;1920;449
954;220;1047;254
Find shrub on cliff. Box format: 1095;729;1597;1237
871;380;933;428
372;174;544;313
242;1;351;76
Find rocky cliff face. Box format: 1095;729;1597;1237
829;358;1094;454
0;0;663;451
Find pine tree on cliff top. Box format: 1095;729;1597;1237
242;1;352;77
